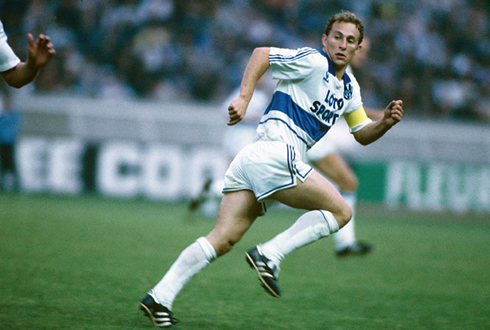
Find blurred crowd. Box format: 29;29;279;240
1;0;489;121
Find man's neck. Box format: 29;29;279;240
321;50;348;81
335;68;346;81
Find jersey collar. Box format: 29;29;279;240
319;50;351;84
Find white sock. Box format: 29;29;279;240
152;237;216;309
334;192;357;250
259;210;339;269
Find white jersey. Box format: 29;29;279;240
255;47;368;159
0;20;21;73
306;64;358;161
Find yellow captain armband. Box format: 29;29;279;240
344;106;372;132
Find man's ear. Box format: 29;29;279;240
355;44;362;54
321;34;328;47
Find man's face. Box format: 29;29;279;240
322;21;361;71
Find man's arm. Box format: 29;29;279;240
1;33;55;88
364;107;384;120
352;100;403;145
227;47;270;126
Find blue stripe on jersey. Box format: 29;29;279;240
262;91;330;146
269;48;318;63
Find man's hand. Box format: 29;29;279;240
1;33;55;88
353;99;404;145
383;100;403;127
227;95;249;126
27;33;56;70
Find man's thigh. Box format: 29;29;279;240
206;190;262;255
270;170;348;214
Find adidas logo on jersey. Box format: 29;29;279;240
323;72;329;83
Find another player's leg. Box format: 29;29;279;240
0;143;17;191
140;190;260;328
246;170;351;297
188;177;227;219
188;176;213;211
312;153;373;257
199;178;225;218
335;191;373;257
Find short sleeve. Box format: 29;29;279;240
0;21;21;72
269;47;319;81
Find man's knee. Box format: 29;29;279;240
217;238;241;256
207;232;240;257
335;204;352;229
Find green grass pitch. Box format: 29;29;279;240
1;193;489;329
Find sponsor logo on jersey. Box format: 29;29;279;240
324;89;344;110
309;89;350;125
309;102;340;125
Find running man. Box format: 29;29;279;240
191;38;383;258
140;11;403;328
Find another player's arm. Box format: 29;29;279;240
346;100;403;145
1;33;55;88
227;47;270;126
2;61;39;88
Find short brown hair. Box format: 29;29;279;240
325;11;364;45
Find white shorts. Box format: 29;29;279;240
223;140;313;202
306;119;357;163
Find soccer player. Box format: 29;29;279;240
140;11;403;328
191;38;383;258
0;20;55;88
